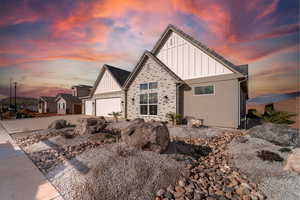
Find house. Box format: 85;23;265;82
71;85;93;97
38;96;57;113
123;25;248;128
56;93;82;114
83;64;131;116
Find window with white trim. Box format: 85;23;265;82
194;85;214;95
140;93;158;115
140;82;158;90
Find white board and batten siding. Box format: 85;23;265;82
156;32;233;80
94;70;121;95
85;100;93;115
96;98;121;117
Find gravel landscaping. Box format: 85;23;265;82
9;118;299;200
228;135;300;200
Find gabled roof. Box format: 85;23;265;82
123;51;183;89
105;65;131;87
71;85;93;89
151;24;248;76
40;96;56;103
89;64;131;97
56;93;81;103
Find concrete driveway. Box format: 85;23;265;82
1;115;89;134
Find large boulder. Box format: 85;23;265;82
186;116;204;128
74;117;107;135
284;148;300;174
248;123;299;147
121;119;170;153
48;119;69;130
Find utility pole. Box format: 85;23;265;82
9;78;12;109
14;82;17;112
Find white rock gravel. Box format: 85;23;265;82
168;125;237;139
47;143;188;200
228;135;300;200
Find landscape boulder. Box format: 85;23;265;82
74;117;107;135
248;123;299;147
284;148;300;174
48;119;69;130
186;116;204;128
121;119;170;153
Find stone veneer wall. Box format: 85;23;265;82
126;57;177;121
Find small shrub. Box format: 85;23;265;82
257;150;284;162
278;147;291;153
253;106;296;125
166;112;181;126
108;112;121;122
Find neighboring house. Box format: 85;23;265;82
83;64;131;116
123;25;248;128
38;96;57;113
56;93;82;114
71;85;93;97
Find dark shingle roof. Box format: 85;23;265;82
56;93;81;103
152;24;248;76
105;65;131;87
71;85;93;89
40;96;56;103
89;65;131;97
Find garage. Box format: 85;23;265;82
96;98;121;116
85;100;93;115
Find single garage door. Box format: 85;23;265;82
85;100;93;115
96;98;121;117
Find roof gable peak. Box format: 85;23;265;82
152;24;247;76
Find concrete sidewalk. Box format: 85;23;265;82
0;123;63;200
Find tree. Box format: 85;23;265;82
166;112;181;126
108;112;121;122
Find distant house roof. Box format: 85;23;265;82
123;51;183;89
89;64;131;97
56;93;81;103
71;85;93;89
151;24;248;76
40;96;56;103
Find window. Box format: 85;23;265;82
140;83;148;90
140;93;158;115
149;82;158;89
194;85;214;95
140;82;158;90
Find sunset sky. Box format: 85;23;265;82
0;0;299;99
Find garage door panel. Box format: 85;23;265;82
85;100;93;115
96;98;121;117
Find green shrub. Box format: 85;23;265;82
165;112;181;126
278;147;291;153
253;106;295;125
257;150;284;162
108;112;121;122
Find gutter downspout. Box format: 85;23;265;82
124;89;128;119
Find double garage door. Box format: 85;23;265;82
96;97;121;117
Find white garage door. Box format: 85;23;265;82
85;100;93;115
96;98;121;117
